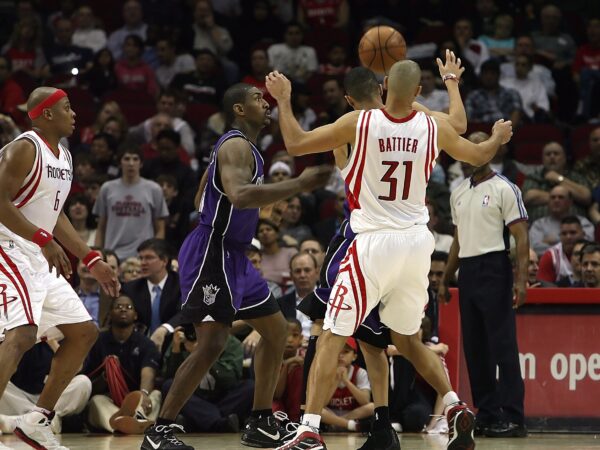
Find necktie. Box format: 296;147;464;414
150;285;162;334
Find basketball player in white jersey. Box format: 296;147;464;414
267;61;513;450
0;87;119;450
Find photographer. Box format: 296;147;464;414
161;324;253;433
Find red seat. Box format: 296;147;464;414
103;89;156;125
184;103;219;132
513;124;563;143
65;88;96;127
512;124;564;164
571;124;598;161
513;142;545;165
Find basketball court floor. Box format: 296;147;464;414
1;433;599;449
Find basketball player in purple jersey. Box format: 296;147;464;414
0;87;119;450
140;83;332;450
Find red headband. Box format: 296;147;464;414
28;89;67;120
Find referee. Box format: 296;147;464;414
439;132;529;438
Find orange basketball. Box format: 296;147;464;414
358;26;407;75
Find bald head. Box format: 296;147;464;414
387;60;421;101
27;87;62;114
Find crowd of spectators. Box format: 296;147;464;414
1;0;600;440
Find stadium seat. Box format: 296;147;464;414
103;89;157;126
512;124;564;164
571;124;598;160
184;103;220;132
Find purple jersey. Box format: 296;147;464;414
197;129;264;247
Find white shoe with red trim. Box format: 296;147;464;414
14;411;68;450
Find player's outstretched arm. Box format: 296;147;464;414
437;117;513;166
413;49;467;134
266;71;358;155
218;138;333;209
54;212;120;296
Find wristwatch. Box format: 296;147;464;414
557;175;565;183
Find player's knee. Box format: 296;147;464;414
4;326;37;356
79;321;99;349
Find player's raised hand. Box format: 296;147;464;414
298;165;334;190
42;240;72;279
90;260;121;297
265;71;292;101
436;49;465;80
492;119;513;144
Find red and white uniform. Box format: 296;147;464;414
324;110;437;336
0;131;91;340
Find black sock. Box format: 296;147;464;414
251;409;272;419
373;406;391;431
302;335;318;404
156;417;175;426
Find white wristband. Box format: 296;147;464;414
442;73;458;82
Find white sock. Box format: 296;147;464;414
443;391;460;414
301;414;321;430
347;420;357;431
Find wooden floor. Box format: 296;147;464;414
1;433;600;449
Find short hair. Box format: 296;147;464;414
156;128;181;146
124;33;144;51
223;83;254;127
431;251;448;263
118;145;144;161
257;218;279;232
92;132;118;151
246;244;262;256
560;216;582;227
287;317;302;329
156;174;178;189
480;59;500;74
289;251;317;271
137;238;171;262
74;152;93;166
103;248;120;267
300;238;324;251
285;21;304;33
581;242;600;257
110;294;135;311
343;67;380;102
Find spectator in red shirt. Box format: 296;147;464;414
273;318;304;422
0;56;25;118
1;16;48;79
115;34;159;98
573;18;600;120
241;48;275;107
297;0;349;30
537;216;585;286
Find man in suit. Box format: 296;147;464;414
121;238;184;350
278;252;319;339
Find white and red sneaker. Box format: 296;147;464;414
14;410;68;450
275;426;327;450
446;403;475;450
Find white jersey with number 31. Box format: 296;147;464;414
0;130;72;246
341;109;440;233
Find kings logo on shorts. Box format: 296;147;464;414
202;284;220;305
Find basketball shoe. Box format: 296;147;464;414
357;426;400;449
273;425;326;450
241;414;297;448
446;403;475;450
141;424;194;450
14;410;68;450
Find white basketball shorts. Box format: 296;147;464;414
323;225;435;336
0;239;92;340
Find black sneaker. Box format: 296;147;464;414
484;422;528;438
141;424;194;450
358;427;400;450
241;415;290;448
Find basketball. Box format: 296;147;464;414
358;26;407;75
